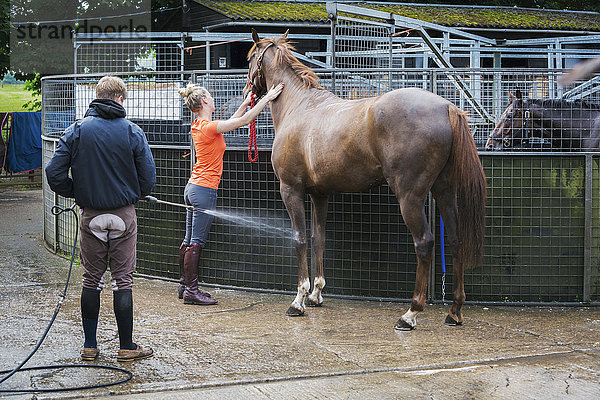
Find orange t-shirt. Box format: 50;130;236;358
188;118;226;189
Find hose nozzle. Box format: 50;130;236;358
143;195;193;210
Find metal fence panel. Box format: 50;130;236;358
75;36;183;74
42;139;57;250
467;155;597;303
41;70;600;303
334;18;391;69
136;145;190;278
42;138;79;256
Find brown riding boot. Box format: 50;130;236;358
177;242;187;299
183;243;217;305
178;243;212;300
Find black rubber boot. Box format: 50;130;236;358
81;288;100;349
113;289;135;350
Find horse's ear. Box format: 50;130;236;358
252;28;260;43
515;89;523;100
282;29;289;40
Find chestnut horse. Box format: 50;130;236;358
244;30;486;330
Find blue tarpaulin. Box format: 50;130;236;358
0;113;7;171
6;112;42;173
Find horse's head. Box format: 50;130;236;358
243;29;288;99
485;90;532;150
244;29;320;99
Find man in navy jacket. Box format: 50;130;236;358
46;75;156;362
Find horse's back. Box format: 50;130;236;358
370;88;454;168
272;87;456;195
373;88;452;125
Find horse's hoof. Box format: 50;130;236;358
286;306;305;317
445;314;463;326
394;318;415;331
305;296;323;307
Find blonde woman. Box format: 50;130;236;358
177;83;284;305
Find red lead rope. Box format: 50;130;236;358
248;92;259;163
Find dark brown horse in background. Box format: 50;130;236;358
244;30;486;330
485;90;600;151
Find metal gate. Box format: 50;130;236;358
74;32;184;74
328;3;494;126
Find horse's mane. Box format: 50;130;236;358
528;98;600;111
249;37;323;90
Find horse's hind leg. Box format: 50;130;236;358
306;194;328;307
431;177;464;326
280;183;310;316
393;193;434;331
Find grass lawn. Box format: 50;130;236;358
0;84;40;112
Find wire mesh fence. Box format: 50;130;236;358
454;154;598;303
334;18;392;69
74;34;183;74
41;69;600;303
41;138;79;255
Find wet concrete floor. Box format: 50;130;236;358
0;188;599;399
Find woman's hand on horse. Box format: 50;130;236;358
216;83;284;133
265;83;284;102
242;92;253;107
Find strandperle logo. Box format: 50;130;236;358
10;0;151;74
14;18;148;40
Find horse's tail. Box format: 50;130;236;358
448;104;487;269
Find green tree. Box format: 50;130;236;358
4;1;182;109
0;0;9;77
22;72;40;111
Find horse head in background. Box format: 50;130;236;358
245;29;487;331
486;90;600;151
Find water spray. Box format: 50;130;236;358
144;196;292;239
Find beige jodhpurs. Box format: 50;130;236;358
79;205;137;291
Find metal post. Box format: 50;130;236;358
471;40;481;104
547;43;554;70
205;30;211;70
327;2;337;92
553;38;561;98
325;28;333;67
584;155;592;303
388;23;393;89
331;20;336;91
555;38;562;70
493;52;502;120
73;36;79;74
180;33;186;72
443;32;450;62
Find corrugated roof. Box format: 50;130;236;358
195;1;600;31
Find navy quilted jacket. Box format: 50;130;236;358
45;99;156;210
